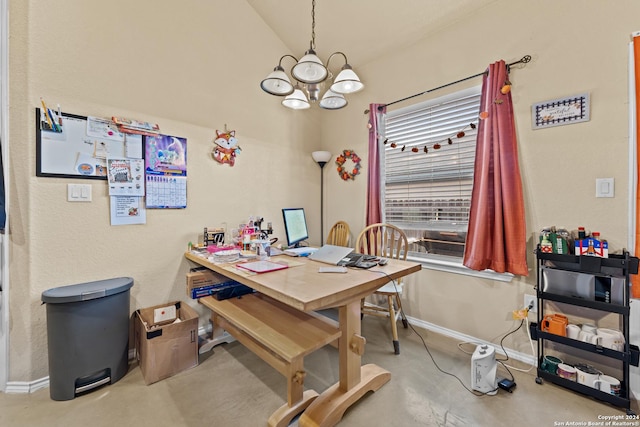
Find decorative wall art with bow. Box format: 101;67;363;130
212;127;241;166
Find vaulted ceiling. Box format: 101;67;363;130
247;0;498;67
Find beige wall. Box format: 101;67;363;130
320;0;640;390
7;0;324;381
6;0;640;393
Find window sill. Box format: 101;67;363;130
407;254;514;283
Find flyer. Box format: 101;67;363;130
107;157;145;196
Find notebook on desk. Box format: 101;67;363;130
307;245;354;265
236;260;288;273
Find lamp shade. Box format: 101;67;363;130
312;151;332;164
319;90;347;110
260;67;294;96
292;49;328;84
282;88;311;110
330;67;364;94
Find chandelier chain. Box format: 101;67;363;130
311;0;316;50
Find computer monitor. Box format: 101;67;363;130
282;208;309;248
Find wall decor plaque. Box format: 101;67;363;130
532;93;590;129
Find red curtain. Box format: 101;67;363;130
632;36;640;299
366;104;386;226
463;61;528;276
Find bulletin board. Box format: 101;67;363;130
35;108;143;179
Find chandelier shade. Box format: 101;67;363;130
259;0;363;110
331;65;364;94
260;66;295;96
319;90;347;110
282;86;311;110
292;49;328;84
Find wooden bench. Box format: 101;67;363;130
199;292;341;427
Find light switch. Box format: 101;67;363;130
595;178;614;198
67;184;92;202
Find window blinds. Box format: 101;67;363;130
383;87;481;229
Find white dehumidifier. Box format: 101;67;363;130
471;344;497;395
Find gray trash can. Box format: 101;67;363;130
41;277;134;401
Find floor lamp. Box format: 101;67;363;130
312;151;332;244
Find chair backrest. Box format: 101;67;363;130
355;223;408;260
326;221;351;247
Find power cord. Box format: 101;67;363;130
500;304;536;374
365;270;509;396
458;301;536;375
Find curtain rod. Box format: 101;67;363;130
365;55;532;114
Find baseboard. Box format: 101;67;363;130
5;324;216;394
5;377;49;394
404;314;537;366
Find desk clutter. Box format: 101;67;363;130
190;216;276;260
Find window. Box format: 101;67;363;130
383;86;481;260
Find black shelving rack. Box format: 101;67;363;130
534;247;639;415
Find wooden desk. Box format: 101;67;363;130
185;251;421;427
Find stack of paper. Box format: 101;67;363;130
211;249;240;263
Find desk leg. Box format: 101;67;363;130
267;389;318;427
299;301;391;427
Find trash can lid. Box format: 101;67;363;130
41;277;134;303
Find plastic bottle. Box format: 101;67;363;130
540;234;553;253
555;227;570;254
539;228;552;244
578;227;586;240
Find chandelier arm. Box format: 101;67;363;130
326;52;348;70
278;54;298;65
278;54;299;68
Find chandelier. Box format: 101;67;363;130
259;0;364;110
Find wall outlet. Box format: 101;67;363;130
524;294;537;313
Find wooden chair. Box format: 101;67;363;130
356;223;409;354
326;221;351;247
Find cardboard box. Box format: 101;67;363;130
575;238;608;258
135;301;198;385
186;268;239;299
186;268;228;293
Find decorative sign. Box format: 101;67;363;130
532;93;590;129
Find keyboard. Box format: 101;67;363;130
338;253;377;267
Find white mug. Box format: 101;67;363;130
578;330;599;344
557;363;577;381
593;374;621;396
581;323;598;334
596;328;625;351
575;364;602;388
566;324;581;340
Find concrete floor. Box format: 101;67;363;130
0;316;637;426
